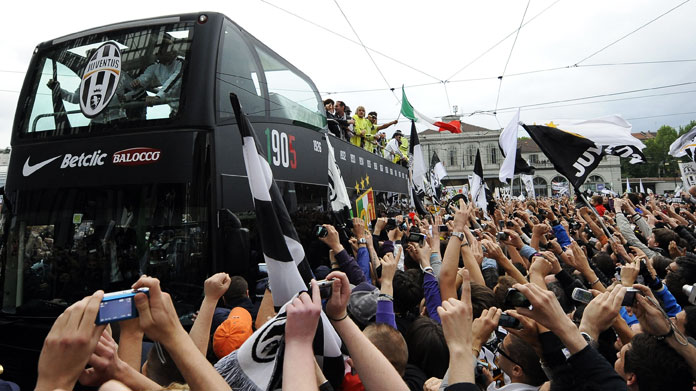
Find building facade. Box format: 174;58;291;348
419;123;622;196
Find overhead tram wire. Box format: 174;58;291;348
493;0;532;125
463;80;696;115
626;111;696;121
331;0;400;104
318;58;696;94
257;0;441;83
490;88;696;113
574;0;692;65
445;0;563;82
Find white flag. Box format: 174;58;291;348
499;109;520;183
639;178;645;194
626;178;632;193
669;126;696;161
539;115;645;163
326;137;351;212
521;174;535;199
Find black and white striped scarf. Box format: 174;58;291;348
215;94;343;390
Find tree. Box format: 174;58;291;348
621;122;693;178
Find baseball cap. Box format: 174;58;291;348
347;288;379;327
213;307;253;359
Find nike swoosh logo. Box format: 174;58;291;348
23;155;62;177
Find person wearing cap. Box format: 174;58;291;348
385;130;408;166
213;307;254;359
366;112;397;154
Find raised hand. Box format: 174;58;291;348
620;257;640;287
578;286;627;340
325;271;351;321
36;291;106;391
132;276;185;344
437;269;475;384
204;272;231;301
471;307;502;352
285;280;322;345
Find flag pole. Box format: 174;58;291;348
576;189;615;243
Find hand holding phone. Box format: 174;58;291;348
571;287;593;304
498;313;521;329
504;288;531;308
96;288;150;325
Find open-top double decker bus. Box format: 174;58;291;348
0;12;408;386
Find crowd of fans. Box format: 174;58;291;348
22;186;696;390
324;99;408;166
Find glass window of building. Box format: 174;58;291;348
534;177;548;197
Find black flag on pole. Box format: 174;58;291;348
522;124;603;189
215;94;343;390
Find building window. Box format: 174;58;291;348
511;177;522;196
583;175;605;192
488;145;497;165
533;177;548;197
449;148;456;166
467;145;476;166
528;154;539;164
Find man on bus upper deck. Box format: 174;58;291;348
131;38;184;115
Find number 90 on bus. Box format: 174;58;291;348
265;128;297;169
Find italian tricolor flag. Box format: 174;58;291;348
401;86;461;134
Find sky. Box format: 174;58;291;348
1;0;696;147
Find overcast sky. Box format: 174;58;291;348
1;0;695;146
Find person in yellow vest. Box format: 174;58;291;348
399;136;409;164
351;106;371;148
366;111;397;154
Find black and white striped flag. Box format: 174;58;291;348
215;94;343;390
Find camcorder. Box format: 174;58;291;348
96;288;149;325
405;232;426;246
496;220;509;241
386;218;408;232
621;288;643;307
313;224;328;238
504;288;531;308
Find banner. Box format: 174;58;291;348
355;188;376;226
679;162;696;188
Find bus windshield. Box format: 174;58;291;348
2;182;208;315
19;22;194;137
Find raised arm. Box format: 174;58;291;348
440;199;470;301
325;271;408;390
189;273;231;354
283;281;323;391
132;276;232;391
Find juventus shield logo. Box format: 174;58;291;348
79;42;121;118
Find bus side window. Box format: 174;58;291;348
217;23;265;119
254;46;324;129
